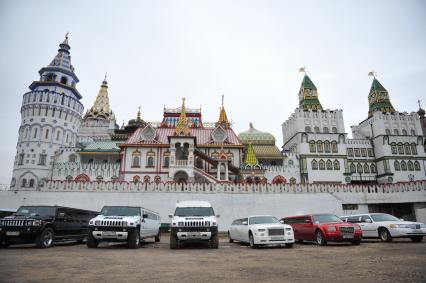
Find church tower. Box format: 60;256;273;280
367;77;396;117
298;74;323;110
11;34;84;190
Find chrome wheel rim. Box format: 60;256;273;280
381;230;387;240
317;233;322;244
249;235;254;247
44;231;53;247
136;233;140;246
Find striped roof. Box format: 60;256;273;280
124;127;243;147
252;145;283;158
81;141;122;152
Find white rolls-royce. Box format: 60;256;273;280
228;215;295;248
341;213;426;242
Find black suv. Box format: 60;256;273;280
0;205;98;248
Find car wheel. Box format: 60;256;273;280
86;232;99;248
316;230;327;246
36;228;55;248
410;236;423;243
128;229;140;249
155;231;161;242
228;232;234;243
285;243;294;248
379;228;392;242
211;233;219;249
170;233;179;249
296;240;304;244
249;233;257;248
0;240;10;248
352;239;361;245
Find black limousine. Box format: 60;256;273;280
0;205;98;248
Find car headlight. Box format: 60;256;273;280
257;229;266;232
205;221;210;226
32;220;42;226
285;228;292;231
89;220;94;226
390;224;410;228
420;224;426;228
95;220;100;225
212;222;217;226
172;222;177;227
327;226;337;232
354;225;361;231
122;221;128;226
178;222;184;227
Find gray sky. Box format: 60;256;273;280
0;0;425;184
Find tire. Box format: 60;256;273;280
128;229;140;249
316;230;327;246
155;231;161;242
228;232;234;243
352;239;361;245
170;233;179;249
410;236;423;243
285;243;294;248
296;240;304;244
379;228;392;242
211;233;219;249
36;227;55;248
249;232;257;249
0;240;10;248
86;232;99;248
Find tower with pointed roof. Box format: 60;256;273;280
11;34;84;190
78;75;118;143
175;98;190;136
367;77;396;117
298;74;323;110
216;95;230;129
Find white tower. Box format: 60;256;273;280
10;34;84;190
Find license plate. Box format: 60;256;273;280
190;232;200;237
102;231;116;237
6;231;20;236
271;236;285;241
342;234;354;239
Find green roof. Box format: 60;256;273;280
81;141;121;152
238;124;276;145
302;74;316;90
370;78;387;93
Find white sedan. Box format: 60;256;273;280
341;213;426;242
228;215;295;248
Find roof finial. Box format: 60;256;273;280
368;70;377;78
222;94;224;107
418;99;421;108
137;106;141;121
249;122;253;129
104;72;108;82
175;97;190;136
65;32;69;39
299;66;307;74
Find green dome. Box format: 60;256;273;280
238;123;276;145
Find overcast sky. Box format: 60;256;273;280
0;0;425;184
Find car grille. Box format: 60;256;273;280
0;220;32;227
339;226;355;238
415;224;420;229
179;221;210;227
179;227;213;232
92;226;127;231
95;220;126;227
268;228;284;236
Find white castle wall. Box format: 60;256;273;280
52;162;120;181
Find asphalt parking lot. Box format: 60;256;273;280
1;235;425;283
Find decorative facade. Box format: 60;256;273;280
9;36;426;190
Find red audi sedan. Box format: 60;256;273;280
281;214;362;245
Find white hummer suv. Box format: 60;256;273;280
169;201;219;249
87;206;161;249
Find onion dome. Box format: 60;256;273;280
418;100;425;117
238;123;276;145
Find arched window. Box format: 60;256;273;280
385;129;391;135
33;127;38;139
21;178;27;187
103;159;108;164
404;143;411;155
393;160;401;171
309;141;316;153
394;129;399;135
163;156;170;168
324;141;331;153
364;163;370;173
45;128;50;139
288;160;294;166
411;129;416;136
400;161;407;171
326;159;332;170
29;179;34;187
414;161;420;171
132;150;141;167
397;143;404;154
350;163;356;173
411;143;417;155
332;127;338;133
88;159;94;164
60;76;68;85
402;129;407;135
96;176;103;182
311;160;318;170
391;143;397;154
317;141;323;153
370;164;376;173
68;154;76;162
314;126;320;133
323;127;329;133
305;126;311;133
56;130;61;141
407;161;414;171
356;163;363;173
146;150;155;167
319;159;325;170
331;141;338;153
333;160;340;170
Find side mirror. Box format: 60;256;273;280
305;219;312;224
365;218;372;223
400;218;404;221
58;212;65;218
168;214;173;219
279;220;285;224
142;214;148;219
216;214;220;218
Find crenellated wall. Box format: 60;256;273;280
52;162;120;181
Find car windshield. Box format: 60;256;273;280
15;206;56;218
174;207;214;217
249;216;280;225
313;214;343;223
371;214;400;222
100;206;140;217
